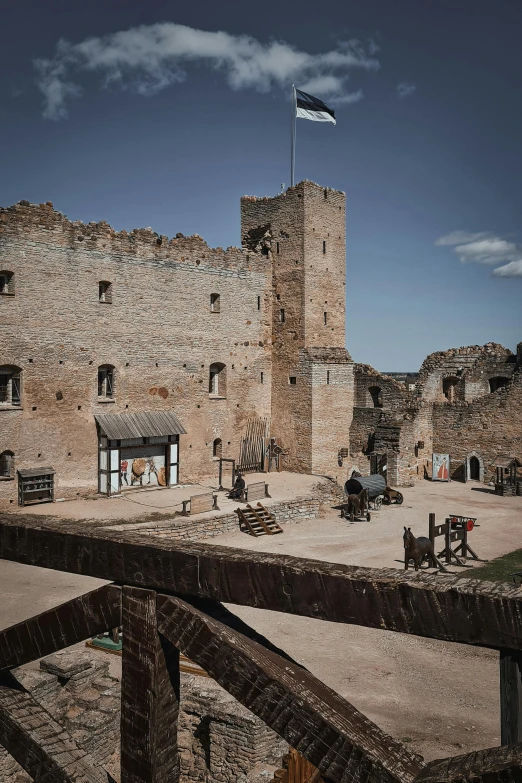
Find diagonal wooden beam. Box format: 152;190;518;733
0;517;521;650
121;587;180;783
0;671;115;783
0;584;121;671
412;743;522;782
156;593;425;783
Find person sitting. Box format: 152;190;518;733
228;472;245;500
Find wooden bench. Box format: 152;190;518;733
240;482;270;503
181;492;219;516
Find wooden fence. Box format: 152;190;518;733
0;513;520;782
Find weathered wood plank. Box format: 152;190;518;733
0;584;121;671
500;649;522;744
189;493;214;515
121;586;180;783
412;743;522;782
0;671;114;783
1;517;521;650
156;593;425;783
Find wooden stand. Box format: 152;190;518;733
17;468;55;506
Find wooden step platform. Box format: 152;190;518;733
235;502;283;537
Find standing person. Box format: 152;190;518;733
228;472;245;500
120;459;129;485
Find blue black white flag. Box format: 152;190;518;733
295;88;336;124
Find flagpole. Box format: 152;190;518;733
290;84;296;187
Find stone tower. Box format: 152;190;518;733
241;181;354;477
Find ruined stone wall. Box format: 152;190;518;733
0;201;272;505
0;651;287;783
354;364;411;411
240;182;350;473
432;365;522;482
416;343;514;403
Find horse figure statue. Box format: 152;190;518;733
342;487;370;522
403;526;435;571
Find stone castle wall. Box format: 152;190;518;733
240;182;351;475
0;200;272;505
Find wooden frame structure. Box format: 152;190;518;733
0;513;520;782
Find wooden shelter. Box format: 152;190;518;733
0;513;521;782
494;456;522;497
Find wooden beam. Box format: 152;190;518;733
412;743;522;782
500;649;522;745
156;593;425;783
1;517;521;650
0;671;114;783
121;587;180;783
0;584;121;671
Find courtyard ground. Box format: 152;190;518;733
1;475;521;764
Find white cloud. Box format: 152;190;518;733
34;23;380;120
492;259;522;277
435;230;522;276
396;82;416;99
435;231;489;246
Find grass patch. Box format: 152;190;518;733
468;549;522;583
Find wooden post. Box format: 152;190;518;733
500;649;522;745
121;586;180;783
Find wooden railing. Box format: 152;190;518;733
0;513;520;782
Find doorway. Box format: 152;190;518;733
469;456;480;481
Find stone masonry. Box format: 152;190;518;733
0;650;288;783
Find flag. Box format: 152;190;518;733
295;89;336;124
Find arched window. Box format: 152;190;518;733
99;281;112;303
97;365;115;398
369;386;383;408
489;377;510;393
210;293;220;313
0;366;21;406
213;438;222;459
443;376;459;402
209;363;226;397
0;451;14;479
0;271;14;296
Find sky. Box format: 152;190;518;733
1;0;521;371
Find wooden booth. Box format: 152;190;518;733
494;456;521;497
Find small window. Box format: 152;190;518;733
489;377;510;393
98;365;114;398
257;296;261;310
0;366;21;406
279;309;285;323
276;242;280;254
260;372;264;384
0;271;14;296
210;293;220;313
326;370;330;385
209;362;226;397
99;281;112;303
0;451;14;479
289;376;297;385
324;312;328;325
322;241;326;254
213;438;222;459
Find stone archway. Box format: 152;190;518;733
466;451;484;482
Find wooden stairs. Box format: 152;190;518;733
235;502;283;537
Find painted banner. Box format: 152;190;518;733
120;445;166;489
432;453;450;482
